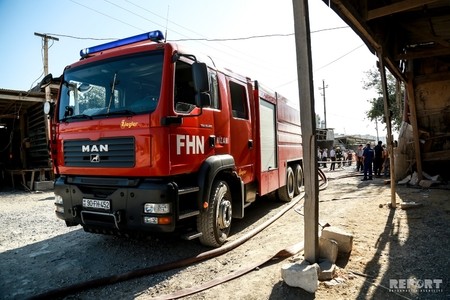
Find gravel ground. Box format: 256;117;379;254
1;167;449;299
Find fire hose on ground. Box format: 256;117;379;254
30;168;328;300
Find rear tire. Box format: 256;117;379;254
293;163;303;195
197;180;232;247
278;166;295;202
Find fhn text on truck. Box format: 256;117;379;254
42;30;303;247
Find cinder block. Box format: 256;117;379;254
321;226;353;254
318;260;336;281
281;261;319;293
319;236;338;263
34;181;54;191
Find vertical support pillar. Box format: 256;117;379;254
406;60;423;181
292;0;319;263
377;52;396;207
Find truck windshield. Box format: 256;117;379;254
58;52;163;122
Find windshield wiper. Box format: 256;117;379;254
61;114;93;122
107;72;118;114
93;109;136;117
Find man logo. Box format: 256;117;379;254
90;154;100;163
82;145;109;152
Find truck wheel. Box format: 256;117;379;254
278;166;295;202
293;163;303;195
197;180;232;247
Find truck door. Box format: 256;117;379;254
228;80;255;184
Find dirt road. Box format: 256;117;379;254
0;167;448;299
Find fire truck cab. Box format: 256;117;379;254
44;30;303;247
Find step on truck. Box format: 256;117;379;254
42;30;303;247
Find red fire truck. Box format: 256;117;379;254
43;30;303;247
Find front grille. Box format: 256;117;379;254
64;137;135;167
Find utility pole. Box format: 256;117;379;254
375;118;379;141
318;79;328;128
34;32;59;100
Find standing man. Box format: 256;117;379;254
362;143;375;181
356;144;364;172
322;148;328;168
318;147;322;168
374;140;384;177
329;147;336;171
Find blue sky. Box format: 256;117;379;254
0;0;383;136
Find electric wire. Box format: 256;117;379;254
69;0;145;32
65;0;352;91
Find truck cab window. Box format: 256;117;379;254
229;81;248;119
174;61;196;113
209;71;220;109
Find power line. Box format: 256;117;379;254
69;0;349;85
171;27;349;42
43;33;115;41
53;1;356;93
275;44;366;89
69;0;145;32
314;44;365;72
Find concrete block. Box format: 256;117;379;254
409;171;419;185
281;261;319;293
321;226;353;254
34;181;54;191
318;260;336;281
319;237;338;263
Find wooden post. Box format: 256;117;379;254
377;52;396;207
406;60;423;181
292;0;319;263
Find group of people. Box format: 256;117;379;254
317;142;390;180
356;141;390;181
317;146;354;171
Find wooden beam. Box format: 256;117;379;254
397;46;450;60
0;94;45;103
329;0;406;82
398;21;450;48
406;60;424;180
367;0;442;20
331;0;380;52
423;150;450;161
292;0;319;263
377;53;397;208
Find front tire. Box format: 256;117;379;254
197;180;232;247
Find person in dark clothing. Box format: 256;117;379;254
335;147;343;168
374;140;383;176
362;143;375;181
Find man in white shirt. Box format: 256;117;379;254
329;147;336;171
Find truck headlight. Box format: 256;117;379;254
144;203;171;214
55;195;63;205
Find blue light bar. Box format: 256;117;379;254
80;30;164;58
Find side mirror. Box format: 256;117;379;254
192;62;209;93
40;74;54;89
196;93;211;108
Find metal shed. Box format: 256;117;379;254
0;88;53;190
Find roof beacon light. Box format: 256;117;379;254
80;30;164;58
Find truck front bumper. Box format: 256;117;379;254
54;176;179;233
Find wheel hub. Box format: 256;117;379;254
218;200;232;229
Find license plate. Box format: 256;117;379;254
82;198;110;210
